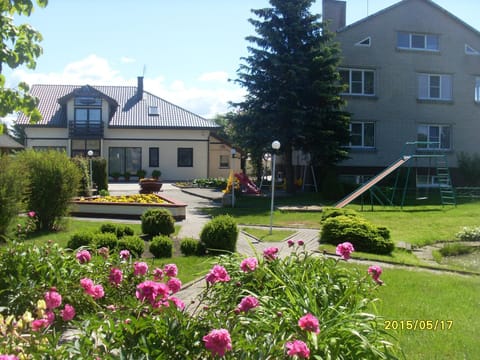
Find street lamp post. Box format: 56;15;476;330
87;150;94;193
269;140;280;234
231;148;236;208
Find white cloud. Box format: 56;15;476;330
11;54;245;118
198;71;229;83
120;56;136;64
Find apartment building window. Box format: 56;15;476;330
475;77;480;102
417;73;452;101
177;148;193;167
339;69;375;95
349;122;375;148
417;125;451;150
219;155;229;168
397;32;439;51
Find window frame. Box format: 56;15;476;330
348;121;375;148
339;68;375;96
177;147;193;167
417;124;451;150
219;154;230;169
475;77;480;103
417;73;452;101
108;147;142;175
149;147;159;167
397;32;439;51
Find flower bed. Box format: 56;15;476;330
70;194;186;220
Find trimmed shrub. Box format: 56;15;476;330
141;209;175;236
320;207;358;222
17;150;81;231
321;215;394;255
100;223;135;239
0;154;29;237
149;235;173;258
180;237;201;256
67;231;95;250
118;235;145;258
94;232;118;250
71;156;91;197
92;157;108;191
200;215;238;254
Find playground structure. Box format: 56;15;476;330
334;141;456;209
235;172;261;194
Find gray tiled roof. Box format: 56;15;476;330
16;84;219;129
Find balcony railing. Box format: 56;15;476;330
69;121;104;139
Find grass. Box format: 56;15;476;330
372;267;480;359
242;227;296;242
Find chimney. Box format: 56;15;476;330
137;76;144;100
323;0;346;32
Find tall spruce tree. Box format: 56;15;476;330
234;0;350;192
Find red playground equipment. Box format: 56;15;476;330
235;173;261;194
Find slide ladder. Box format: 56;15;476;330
334;156;411;208
435;156;456;206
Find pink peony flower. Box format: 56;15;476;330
205;265;230;284
368;265;384;285
298;313;320;334
0;355;19;360
76;249;91;264
336;242;355;260
240;257;258;272
163;263;178;277
203;329;232;357
80;278;94;292
45;311;55;325
133;262;149;276
153;267;164;281
263;247;279;261
109;267;123;286
44;288;62;310
119;249;131;260
136;280;170;305
297;240;305;246
167;277;182;294
286;340;310;358
31;318;49;332
237;295;259;313
287;239;295;247
97;247;109;258
80;278;104;299
168;296;185;310
28;211;36;218
91;285;105;299
61;304;76;321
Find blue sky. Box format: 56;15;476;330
6;0;478;119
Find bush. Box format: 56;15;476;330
71;156;91;197
100;223;135;239
17;150;81;231
141;209;175;236
149;235;173;258
92;157;108;192
180;237;201;256
320;207;358;222
321;215;394;255
118;235;145;258
94;232;118;250
456;226;480;242
67;231;95;250
200;215;238;254
0;154;29;237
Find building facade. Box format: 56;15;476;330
16;78;240;181
324;0;480;185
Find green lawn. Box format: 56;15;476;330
372;267;480;360
242;227;296;242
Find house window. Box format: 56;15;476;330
417;73;452;100
177;148;193;167
149;106;159;115
74;97;102;128
417;125;451;150
475;77;480;102
149;147;159;167
465;44;480;55
108;147;141;175
397;32;439;51
219;155;229;168
71;139;100;157
349;122;375;148
339;69;375;95
355;36;371;47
